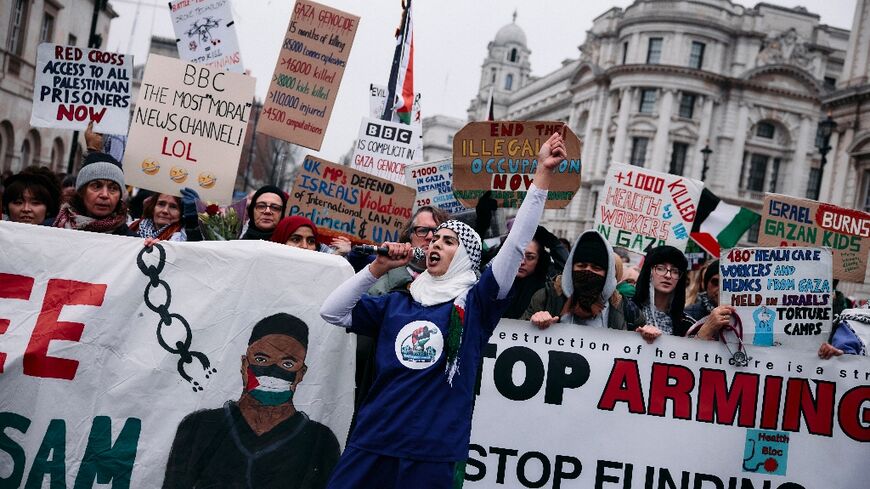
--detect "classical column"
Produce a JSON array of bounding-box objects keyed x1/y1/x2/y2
[
  {"x1": 818, "y1": 130, "x2": 840, "y2": 203},
  {"x1": 582, "y1": 91, "x2": 600, "y2": 176},
  {"x1": 612, "y1": 88, "x2": 633, "y2": 164},
  {"x1": 693, "y1": 96, "x2": 715, "y2": 179},
  {"x1": 830, "y1": 128, "x2": 853, "y2": 206},
  {"x1": 727, "y1": 102, "x2": 750, "y2": 195},
  {"x1": 650, "y1": 89, "x2": 675, "y2": 172},
  {"x1": 595, "y1": 90, "x2": 616, "y2": 175},
  {"x1": 786, "y1": 115, "x2": 814, "y2": 197}
]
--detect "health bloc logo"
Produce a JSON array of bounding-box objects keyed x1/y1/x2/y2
[{"x1": 742, "y1": 429, "x2": 789, "y2": 476}]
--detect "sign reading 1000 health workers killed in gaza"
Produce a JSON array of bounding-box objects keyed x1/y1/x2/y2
[
  {"x1": 451, "y1": 121, "x2": 582, "y2": 209},
  {"x1": 257, "y1": 0, "x2": 359, "y2": 151},
  {"x1": 122, "y1": 55, "x2": 255, "y2": 204},
  {"x1": 596, "y1": 162, "x2": 703, "y2": 253},
  {"x1": 30, "y1": 43, "x2": 133, "y2": 134}
]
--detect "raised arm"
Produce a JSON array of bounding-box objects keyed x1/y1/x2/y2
[{"x1": 490, "y1": 131, "x2": 566, "y2": 298}]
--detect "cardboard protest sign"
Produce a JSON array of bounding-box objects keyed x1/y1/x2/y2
[
  {"x1": 467, "y1": 320, "x2": 869, "y2": 489},
  {"x1": 122, "y1": 54, "x2": 254, "y2": 204},
  {"x1": 452, "y1": 121, "x2": 581, "y2": 208},
  {"x1": 369, "y1": 83, "x2": 423, "y2": 153},
  {"x1": 30, "y1": 43, "x2": 133, "y2": 134},
  {"x1": 350, "y1": 117, "x2": 421, "y2": 183},
  {"x1": 596, "y1": 162, "x2": 703, "y2": 253},
  {"x1": 258, "y1": 0, "x2": 358, "y2": 150},
  {"x1": 0, "y1": 221, "x2": 355, "y2": 488},
  {"x1": 405, "y1": 159, "x2": 464, "y2": 214},
  {"x1": 288, "y1": 155, "x2": 415, "y2": 244},
  {"x1": 759, "y1": 193, "x2": 870, "y2": 282},
  {"x1": 720, "y1": 247, "x2": 834, "y2": 351},
  {"x1": 169, "y1": 0, "x2": 244, "y2": 73}
]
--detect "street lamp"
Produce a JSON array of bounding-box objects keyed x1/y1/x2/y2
[
  {"x1": 700, "y1": 142, "x2": 713, "y2": 181},
  {"x1": 814, "y1": 113, "x2": 836, "y2": 200}
]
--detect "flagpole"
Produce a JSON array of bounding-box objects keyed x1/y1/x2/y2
[{"x1": 381, "y1": 0, "x2": 411, "y2": 121}]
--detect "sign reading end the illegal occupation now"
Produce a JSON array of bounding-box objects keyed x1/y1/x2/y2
[{"x1": 451, "y1": 121, "x2": 582, "y2": 209}]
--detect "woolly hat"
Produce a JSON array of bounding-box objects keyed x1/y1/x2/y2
[
  {"x1": 248, "y1": 313, "x2": 309, "y2": 350},
  {"x1": 247, "y1": 185, "x2": 288, "y2": 223},
  {"x1": 76, "y1": 152, "x2": 125, "y2": 193},
  {"x1": 571, "y1": 232, "x2": 610, "y2": 270},
  {"x1": 271, "y1": 216, "x2": 319, "y2": 245},
  {"x1": 703, "y1": 259, "x2": 720, "y2": 288}
]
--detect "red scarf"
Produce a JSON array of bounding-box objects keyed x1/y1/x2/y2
[{"x1": 53, "y1": 202, "x2": 126, "y2": 234}]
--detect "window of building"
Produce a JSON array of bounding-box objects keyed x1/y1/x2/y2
[
  {"x1": 607, "y1": 137, "x2": 614, "y2": 163},
  {"x1": 647, "y1": 38, "x2": 662, "y2": 64},
  {"x1": 39, "y1": 13, "x2": 55, "y2": 43},
  {"x1": 747, "y1": 219, "x2": 760, "y2": 243},
  {"x1": 806, "y1": 167, "x2": 821, "y2": 199},
  {"x1": 862, "y1": 170, "x2": 870, "y2": 213},
  {"x1": 824, "y1": 77, "x2": 837, "y2": 90},
  {"x1": 20, "y1": 139, "x2": 32, "y2": 171},
  {"x1": 669, "y1": 142, "x2": 688, "y2": 175},
  {"x1": 756, "y1": 122, "x2": 775, "y2": 139},
  {"x1": 746, "y1": 154, "x2": 769, "y2": 192},
  {"x1": 689, "y1": 41, "x2": 705, "y2": 69},
  {"x1": 7, "y1": 0, "x2": 30, "y2": 55},
  {"x1": 678, "y1": 93, "x2": 695, "y2": 118},
  {"x1": 490, "y1": 68, "x2": 497, "y2": 84},
  {"x1": 504, "y1": 74, "x2": 513, "y2": 91},
  {"x1": 591, "y1": 191, "x2": 599, "y2": 218},
  {"x1": 639, "y1": 89, "x2": 657, "y2": 114},
  {"x1": 68, "y1": 34, "x2": 77, "y2": 46},
  {"x1": 622, "y1": 41, "x2": 629, "y2": 64},
  {"x1": 630, "y1": 137, "x2": 649, "y2": 167},
  {"x1": 769, "y1": 158, "x2": 780, "y2": 193},
  {"x1": 509, "y1": 48, "x2": 518, "y2": 63}
]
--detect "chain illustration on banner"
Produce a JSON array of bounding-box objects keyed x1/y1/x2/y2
[{"x1": 137, "y1": 244, "x2": 216, "y2": 392}]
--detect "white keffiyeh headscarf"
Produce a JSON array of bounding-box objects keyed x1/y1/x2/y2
[{"x1": 409, "y1": 220, "x2": 482, "y2": 306}]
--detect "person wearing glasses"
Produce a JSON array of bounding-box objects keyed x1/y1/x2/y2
[
  {"x1": 632, "y1": 245, "x2": 695, "y2": 342},
  {"x1": 242, "y1": 185, "x2": 288, "y2": 241}
]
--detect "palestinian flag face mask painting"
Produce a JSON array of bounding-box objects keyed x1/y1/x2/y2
[{"x1": 245, "y1": 364, "x2": 298, "y2": 406}]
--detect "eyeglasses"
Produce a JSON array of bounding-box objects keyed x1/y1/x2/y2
[
  {"x1": 254, "y1": 202, "x2": 283, "y2": 213},
  {"x1": 653, "y1": 264, "x2": 682, "y2": 278},
  {"x1": 522, "y1": 253, "x2": 538, "y2": 262},
  {"x1": 412, "y1": 226, "x2": 437, "y2": 238}
]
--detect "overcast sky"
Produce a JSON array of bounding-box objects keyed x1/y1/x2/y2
[{"x1": 106, "y1": 0, "x2": 856, "y2": 163}]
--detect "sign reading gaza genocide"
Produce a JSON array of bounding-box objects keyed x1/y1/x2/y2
[
  {"x1": 466, "y1": 320, "x2": 869, "y2": 489},
  {"x1": 30, "y1": 43, "x2": 133, "y2": 134},
  {"x1": 0, "y1": 222, "x2": 355, "y2": 489},
  {"x1": 258, "y1": 0, "x2": 359, "y2": 151},
  {"x1": 122, "y1": 54, "x2": 254, "y2": 204},
  {"x1": 351, "y1": 117, "x2": 421, "y2": 184},
  {"x1": 405, "y1": 159, "x2": 464, "y2": 214},
  {"x1": 759, "y1": 193, "x2": 870, "y2": 282},
  {"x1": 452, "y1": 121, "x2": 582, "y2": 208},
  {"x1": 169, "y1": 0, "x2": 244, "y2": 73},
  {"x1": 596, "y1": 162, "x2": 703, "y2": 253},
  {"x1": 719, "y1": 247, "x2": 834, "y2": 351},
  {"x1": 287, "y1": 155, "x2": 415, "y2": 244}
]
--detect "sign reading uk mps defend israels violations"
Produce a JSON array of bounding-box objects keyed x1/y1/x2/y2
[
  {"x1": 759, "y1": 193, "x2": 870, "y2": 282},
  {"x1": 169, "y1": 0, "x2": 244, "y2": 73},
  {"x1": 351, "y1": 117, "x2": 421, "y2": 184},
  {"x1": 122, "y1": 54, "x2": 254, "y2": 204},
  {"x1": 452, "y1": 121, "x2": 582, "y2": 209},
  {"x1": 466, "y1": 320, "x2": 869, "y2": 489},
  {"x1": 0, "y1": 221, "x2": 355, "y2": 488},
  {"x1": 719, "y1": 247, "x2": 834, "y2": 351},
  {"x1": 596, "y1": 162, "x2": 703, "y2": 253},
  {"x1": 288, "y1": 155, "x2": 415, "y2": 245},
  {"x1": 30, "y1": 43, "x2": 133, "y2": 134},
  {"x1": 258, "y1": 0, "x2": 359, "y2": 151}
]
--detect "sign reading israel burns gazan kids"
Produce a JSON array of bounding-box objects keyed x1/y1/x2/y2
[
  {"x1": 451, "y1": 121, "x2": 582, "y2": 208},
  {"x1": 30, "y1": 43, "x2": 133, "y2": 134},
  {"x1": 287, "y1": 155, "x2": 415, "y2": 245},
  {"x1": 405, "y1": 159, "x2": 464, "y2": 214},
  {"x1": 719, "y1": 247, "x2": 834, "y2": 352},
  {"x1": 122, "y1": 55, "x2": 255, "y2": 204},
  {"x1": 351, "y1": 117, "x2": 421, "y2": 184},
  {"x1": 759, "y1": 193, "x2": 870, "y2": 283},
  {"x1": 169, "y1": 0, "x2": 244, "y2": 73},
  {"x1": 596, "y1": 162, "x2": 703, "y2": 253},
  {"x1": 258, "y1": 0, "x2": 359, "y2": 151}
]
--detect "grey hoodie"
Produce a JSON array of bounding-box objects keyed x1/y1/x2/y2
[{"x1": 560, "y1": 230, "x2": 617, "y2": 328}]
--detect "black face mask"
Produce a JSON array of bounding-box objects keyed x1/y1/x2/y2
[{"x1": 572, "y1": 270, "x2": 606, "y2": 312}]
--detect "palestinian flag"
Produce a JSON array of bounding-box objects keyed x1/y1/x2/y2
[
  {"x1": 383, "y1": 0, "x2": 414, "y2": 124},
  {"x1": 690, "y1": 188, "x2": 760, "y2": 257}
]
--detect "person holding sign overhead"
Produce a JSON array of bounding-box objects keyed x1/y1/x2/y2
[{"x1": 319, "y1": 132, "x2": 566, "y2": 488}]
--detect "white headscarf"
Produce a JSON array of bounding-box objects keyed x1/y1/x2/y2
[{"x1": 409, "y1": 220, "x2": 482, "y2": 306}]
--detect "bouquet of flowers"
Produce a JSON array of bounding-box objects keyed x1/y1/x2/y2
[{"x1": 195, "y1": 198, "x2": 248, "y2": 241}]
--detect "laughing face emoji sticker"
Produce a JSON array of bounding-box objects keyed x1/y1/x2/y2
[
  {"x1": 170, "y1": 166, "x2": 189, "y2": 184},
  {"x1": 141, "y1": 158, "x2": 160, "y2": 175},
  {"x1": 198, "y1": 172, "x2": 217, "y2": 189}
]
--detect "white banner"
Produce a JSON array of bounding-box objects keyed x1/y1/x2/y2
[
  {"x1": 467, "y1": 320, "x2": 869, "y2": 488},
  {"x1": 405, "y1": 159, "x2": 464, "y2": 214},
  {"x1": 0, "y1": 222, "x2": 355, "y2": 488},
  {"x1": 351, "y1": 117, "x2": 421, "y2": 184},
  {"x1": 597, "y1": 162, "x2": 703, "y2": 253},
  {"x1": 169, "y1": 0, "x2": 244, "y2": 73},
  {"x1": 30, "y1": 43, "x2": 133, "y2": 134}
]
